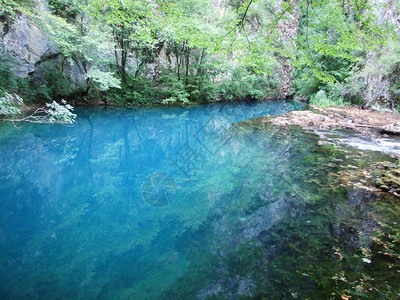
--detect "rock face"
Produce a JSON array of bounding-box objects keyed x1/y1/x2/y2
[
  {"x1": 358, "y1": 0, "x2": 400, "y2": 107},
  {"x1": 274, "y1": 0, "x2": 299, "y2": 99},
  {"x1": 361, "y1": 68, "x2": 393, "y2": 107},
  {"x1": 0, "y1": 2, "x2": 175, "y2": 85},
  {"x1": 0, "y1": 0, "x2": 88, "y2": 86},
  {"x1": 1, "y1": 0, "x2": 56, "y2": 77}
]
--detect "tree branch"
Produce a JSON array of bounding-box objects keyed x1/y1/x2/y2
[{"x1": 231, "y1": 0, "x2": 254, "y2": 45}]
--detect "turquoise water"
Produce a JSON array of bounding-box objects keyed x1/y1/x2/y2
[{"x1": 0, "y1": 101, "x2": 400, "y2": 299}]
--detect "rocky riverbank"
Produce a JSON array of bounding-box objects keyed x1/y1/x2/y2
[
  {"x1": 259, "y1": 106, "x2": 400, "y2": 136},
  {"x1": 241, "y1": 105, "x2": 400, "y2": 197}
]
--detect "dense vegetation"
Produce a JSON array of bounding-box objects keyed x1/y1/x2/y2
[{"x1": 0, "y1": 0, "x2": 398, "y2": 109}]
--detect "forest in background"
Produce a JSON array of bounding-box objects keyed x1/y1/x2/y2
[{"x1": 0, "y1": 0, "x2": 399, "y2": 110}]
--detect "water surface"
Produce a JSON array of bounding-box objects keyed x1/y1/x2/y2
[{"x1": 0, "y1": 101, "x2": 400, "y2": 299}]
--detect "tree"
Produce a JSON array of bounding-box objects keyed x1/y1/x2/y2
[{"x1": 88, "y1": 0, "x2": 156, "y2": 84}]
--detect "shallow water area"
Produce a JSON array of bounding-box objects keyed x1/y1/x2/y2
[
  {"x1": 312, "y1": 128, "x2": 400, "y2": 156},
  {"x1": 0, "y1": 100, "x2": 400, "y2": 299}
]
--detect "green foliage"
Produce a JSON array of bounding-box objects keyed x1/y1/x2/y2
[
  {"x1": 106, "y1": 76, "x2": 161, "y2": 105},
  {"x1": 0, "y1": 0, "x2": 33, "y2": 20},
  {"x1": 1, "y1": 0, "x2": 398, "y2": 107},
  {"x1": 48, "y1": 0, "x2": 80, "y2": 19},
  {"x1": 159, "y1": 76, "x2": 190, "y2": 104},
  {"x1": 391, "y1": 83, "x2": 400, "y2": 102},
  {"x1": 294, "y1": 0, "x2": 392, "y2": 104},
  {"x1": 88, "y1": 0, "x2": 157, "y2": 83},
  {"x1": 309, "y1": 90, "x2": 345, "y2": 108},
  {"x1": 0, "y1": 92, "x2": 22, "y2": 115},
  {"x1": 355, "y1": 39, "x2": 400, "y2": 108},
  {"x1": 0, "y1": 52, "x2": 25, "y2": 115},
  {"x1": 34, "y1": 11, "x2": 80, "y2": 57},
  {"x1": 32, "y1": 4, "x2": 121, "y2": 98},
  {"x1": 104, "y1": 63, "x2": 277, "y2": 105},
  {"x1": 0, "y1": 52, "x2": 18, "y2": 95},
  {"x1": 42, "y1": 100, "x2": 76, "y2": 124},
  {"x1": 216, "y1": 67, "x2": 278, "y2": 102},
  {"x1": 19, "y1": 61, "x2": 77, "y2": 103},
  {"x1": 85, "y1": 68, "x2": 121, "y2": 91}
]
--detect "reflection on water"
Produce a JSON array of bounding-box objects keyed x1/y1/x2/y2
[{"x1": 0, "y1": 101, "x2": 399, "y2": 299}]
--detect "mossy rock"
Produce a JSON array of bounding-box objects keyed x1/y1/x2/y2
[{"x1": 375, "y1": 167, "x2": 400, "y2": 193}]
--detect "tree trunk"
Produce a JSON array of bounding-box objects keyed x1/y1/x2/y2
[{"x1": 185, "y1": 49, "x2": 190, "y2": 86}]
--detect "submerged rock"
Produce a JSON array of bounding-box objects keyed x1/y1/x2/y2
[
  {"x1": 241, "y1": 197, "x2": 288, "y2": 240},
  {"x1": 196, "y1": 276, "x2": 255, "y2": 299},
  {"x1": 197, "y1": 283, "x2": 222, "y2": 300}
]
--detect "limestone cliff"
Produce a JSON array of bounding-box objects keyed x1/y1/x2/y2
[
  {"x1": 0, "y1": 0, "x2": 56, "y2": 77},
  {"x1": 275, "y1": 0, "x2": 299, "y2": 99},
  {"x1": 358, "y1": 0, "x2": 400, "y2": 108}
]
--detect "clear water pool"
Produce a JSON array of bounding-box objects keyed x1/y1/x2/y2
[{"x1": 0, "y1": 100, "x2": 399, "y2": 299}]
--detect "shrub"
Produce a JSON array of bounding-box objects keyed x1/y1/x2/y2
[
  {"x1": 0, "y1": 52, "x2": 18, "y2": 96},
  {"x1": 0, "y1": 92, "x2": 23, "y2": 115},
  {"x1": 106, "y1": 76, "x2": 162, "y2": 105},
  {"x1": 310, "y1": 90, "x2": 346, "y2": 108},
  {"x1": 158, "y1": 75, "x2": 190, "y2": 104},
  {"x1": 216, "y1": 67, "x2": 277, "y2": 101}
]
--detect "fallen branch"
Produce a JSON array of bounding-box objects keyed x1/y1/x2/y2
[{"x1": 2, "y1": 100, "x2": 76, "y2": 125}]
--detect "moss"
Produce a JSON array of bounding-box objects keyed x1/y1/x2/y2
[{"x1": 375, "y1": 167, "x2": 400, "y2": 194}]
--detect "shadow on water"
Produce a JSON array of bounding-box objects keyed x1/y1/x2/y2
[{"x1": 0, "y1": 100, "x2": 399, "y2": 299}]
